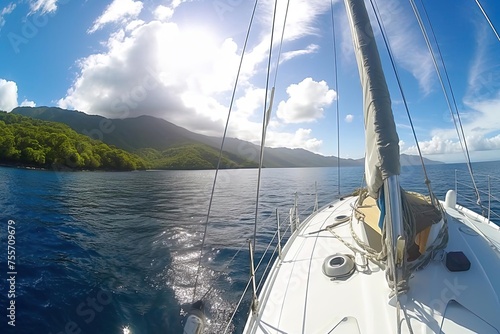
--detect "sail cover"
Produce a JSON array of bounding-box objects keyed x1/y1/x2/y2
[{"x1": 344, "y1": 0, "x2": 400, "y2": 198}]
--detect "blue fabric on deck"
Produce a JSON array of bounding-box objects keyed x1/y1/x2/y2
[{"x1": 377, "y1": 187, "x2": 385, "y2": 230}]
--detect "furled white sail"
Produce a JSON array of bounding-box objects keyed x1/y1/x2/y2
[{"x1": 344, "y1": 0, "x2": 400, "y2": 198}]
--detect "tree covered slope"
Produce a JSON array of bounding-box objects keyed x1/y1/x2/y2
[{"x1": 0, "y1": 112, "x2": 147, "y2": 170}]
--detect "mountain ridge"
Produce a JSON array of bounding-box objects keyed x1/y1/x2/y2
[{"x1": 11, "y1": 106, "x2": 444, "y2": 168}]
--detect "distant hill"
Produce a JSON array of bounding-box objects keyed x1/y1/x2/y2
[
  {"x1": 12, "y1": 106, "x2": 201, "y2": 151},
  {"x1": 12, "y1": 106, "x2": 443, "y2": 168},
  {"x1": 136, "y1": 144, "x2": 257, "y2": 169},
  {"x1": 400, "y1": 154, "x2": 443, "y2": 166}
]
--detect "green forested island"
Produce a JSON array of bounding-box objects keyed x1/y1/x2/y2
[
  {"x1": 0, "y1": 111, "x2": 256, "y2": 171},
  {"x1": 0, "y1": 112, "x2": 148, "y2": 170}
]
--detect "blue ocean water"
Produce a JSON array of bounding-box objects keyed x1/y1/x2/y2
[{"x1": 0, "y1": 161, "x2": 499, "y2": 333}]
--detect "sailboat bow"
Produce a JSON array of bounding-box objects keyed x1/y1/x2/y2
[{"x1": 237, "y1": 0, "x2": 500, "y2": 333}]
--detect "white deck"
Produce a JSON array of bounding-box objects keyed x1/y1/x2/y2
[{"x1": 244, "y1": 195, "x2": 500, "y2": 333}]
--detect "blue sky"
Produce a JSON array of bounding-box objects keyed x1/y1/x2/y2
[{"x1": 0, "y1": 0, "x2": 499, "y2": 163}]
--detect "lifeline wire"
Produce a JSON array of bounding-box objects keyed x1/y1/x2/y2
[
  {"x1": 192, "y1": 0, "x2": 260, "y2": 302},
  {"x1": 252, "y1": 0, "x2": 291, "y2": 252}
]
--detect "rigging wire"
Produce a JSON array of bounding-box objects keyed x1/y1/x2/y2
[
  {"x1": 330, "y1": 0, "x2": 341, "y2": 197},
  {"x1": 474, "y1": 0, "x2": 500, "y2": 41},
  {"x1": 410, "y1": 0, "x2": 482, "y2": 206},
  {"x1": 252, "y1": 0, "x2": 291, "y2": 251},
  {"x1": 252, "y1": 0, "x2": 280, "y2": 251},
  {"x1": 192, "y1": 0, "x2": 260, "y2": 302},
  {"x1": 367, "y1": 0, "x2": 437, "y2": 204},
  {"x1": 272, "y1": 0, "x2": 291, "y2": 88}
]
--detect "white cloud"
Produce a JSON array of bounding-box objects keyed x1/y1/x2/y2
[
  {"x1": 171, "y1": 0, "x2": 190, "y2": 9},
  {"x1": 399, "y1": 140, "x2": 405, "y2": 151},
  {"x1": 88, "y1": 0, "x2": 143, "y2": 33},
  {"x1": 230, "y1": 0, "x2": 333, "y2": 80},
  {"x1": 365, "y1": 0, "x2": 435, "y2": 94},
  {"x1": 461, "y1": 97, "x2": 500, "y2": 138},
  {"x1": 402, "y1": 18, "x2": 500, "y2": 159},
  {"x1": 20, "y1": 99, "x2": 36, "y2": 107},
  {"x1": 336, "y1": 0, "x2": 435, "y2": 94},
  {"x1": 466, "y1": 23, "x2": 500, "y2": 102},
  {"x1": 124, "y1": 19, "x2": 145, "y2": 32},
  {"x1": 403, "y1": 136, "x2": 456, "y2": 155},
  {"x1": 277, "y1": 78, "x2": 336, "y2": 123},
  {"x1": 225, "y1": 87, "x2": 276, "y2": 143},
  {"x1": 466, "y1": 134, "x2": 500, "y2": 151},
  {"x1": 154, "y1": 5, "x2": 173, "y2": 21},
  {"x1": 404, "y1": 97, "x2": 500, "y2": 155},
  {"x1": 0, "y1": 3, "x2": 16, "y2": 29},
  {"x1": 1, "y1": 3, "x2": 15, "y2": 15},
  {"x1": 267, "y1": 128, "x2": 323, "y2": 153},
  {"x1": 234, "y1": 87, "x2": 266, "y2": 118},
  {"x1": 0, "y1": 79, "x2": 18, "y2": 112},
  {"x1": 345, "y1": 114, "x2": 353, "y2": 123},
  {"x1": 151, "y1": 0, "x2": 189, "y2": 20},
  {"x1": 59, "y1": 20, "x2": 242, "y2": 135},
  {"x1": 280, "y1": 44, "x2": 319, "y2": 63},
  {"x1": 29, "y1": 0, "x2": 58, "y2": 15},
  {"x1": 261, "y1": 0, "x2": 332, "y2": 42},
  {"x1": 0, "y1": 79, "x2": 37, "y2": 111}
]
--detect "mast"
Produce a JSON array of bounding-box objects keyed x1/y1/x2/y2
[
  {"x1": 343, "y1": 0, "x2": 400, "y2": 198},
  {"x1": 343, "y1": 0, "x2": 406, "y2": 294}
]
